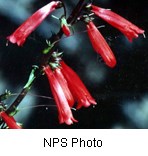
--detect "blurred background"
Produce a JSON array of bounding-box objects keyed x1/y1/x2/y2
[{"x1": 0, "y1": 0, "x2": 147, "y2": 129}]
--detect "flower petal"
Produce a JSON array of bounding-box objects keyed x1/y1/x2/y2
[
  {"x1": 87, "y1": 21, "x2": 116, "y2": 68},
  {"x1": 91, "y1": 5, "x2": 144, "y2": 42},
  {"x1": 62, "y1": 25, "x2": 71, "y2": 37},
  {"x1": 0, "y1": 112, "x2": 21, "y2": 129},
  {"x1": 7, "y1": 1, "x2": 60, "y2": 46},
  {"x1": 44, "y1": 66, "x2": 77, "y2": 125},
  {"x1": 60, "y1": 61, "x2": 97, "y2": 109},
  {"x1": 54, "y1": 68, "x2": 75, "y2": 107}
]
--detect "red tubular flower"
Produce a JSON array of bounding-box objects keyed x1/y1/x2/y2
[
  {"x1": 61, "y1": 17, "x2": 71, "y2": 37},
  {"x1": 60, "y1": 61, "x2": 97, "y2": 109},
  {"x1": 87, "y1": 21, "x2": 116, "y2": 68},
  {"x1": 7, "y1": 1, "x2": 60, "y2": 46},
  {"x1": 91, "y1": 5, "x2": 144, "y2": 42},
  {"x1": 54, "y1": 68, "x2": 75, "y2": 107},
  {"x1": 62, "y1": 25, "x2": 71, "y2": 37},
  {"x1": 44, "y1": 66, "x2": 77, "y2": 125},
  {"x1": 0, "y1": 111, "x2": 21, "y2": 129}
]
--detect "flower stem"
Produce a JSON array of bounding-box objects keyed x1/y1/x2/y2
[
  {"x1": 41, "y1": 0, "x2": 85, "y2": 66},
  {"x1": 5, "y1": 88, "x2": 30, "y2": 114},
  {"x1": 67, "y1": 0, "x2": 86, "y2": 25},
  {"x1": 6, "y1": 66, "x2": 38, "y2": 114}
]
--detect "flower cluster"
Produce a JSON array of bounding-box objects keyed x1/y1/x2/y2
[
  {"x1": 85, "y1": 4, "x2": 144, "y2": 67},
  {"x1": 4, "y1": 1, "x2": 145, "y2": 127},
  {"x1": 44, "y1": 60, "x2": 96, "y2": 125},
  {"x1": 7, "y1": 2, "x2": 144, "y2": 68}
]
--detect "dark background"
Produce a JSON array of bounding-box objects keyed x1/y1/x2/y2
[{"x1": 0, "y1": 0, "x2": 148, "y2": 129}]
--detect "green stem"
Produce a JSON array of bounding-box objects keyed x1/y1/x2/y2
[{"x1": 5, "y1": 66, "x2": 38, "y2": 114}]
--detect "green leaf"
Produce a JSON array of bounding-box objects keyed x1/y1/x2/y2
[{"x1": 24, "y1": 66, "x2": 38, "y2": 89}]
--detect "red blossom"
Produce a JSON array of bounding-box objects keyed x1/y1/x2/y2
[
  {"x1": 54, "y1": 68, "x2": 75, "y2": 107},
  {"x1": 91, "y1": 5, "x2": 144, "y2": 42},
  {"x1": 60, "y1": 61, "x2": 97, "y2": 109},
  {"x1": 7, "y1": 1, "x2": 60, "y2": 46},
  {"x1": 0, "y1": 111, "x2": 21, "y2": 129},
  {"x1": 44, "y1": 66, "x2": 77, "y2": 125},
  {"x1": 62, "y1": 25, "x2": 71, "y2": 37},
  {"x1": 87, "y1": 21, "x2": 116, "y2": 68},
  {"x1": 61, "y1": 17, "x2": 71, "y2": 37}
]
